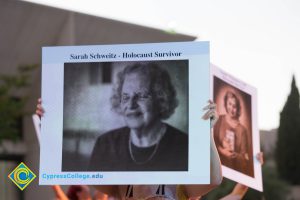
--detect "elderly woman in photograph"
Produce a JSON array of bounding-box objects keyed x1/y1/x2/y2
[
  {"x1": 36, "y1": 62, "x2": 223, "y2": 199},
  {"x1": 214, "y1": 91, "x2": 250, "y2": 173},
  {"x1": 88, "y1": 62, "x2": 188, "y2": 171},
  {"x1": 36, "y1": 93, "x2": 222, "y2": 199}
]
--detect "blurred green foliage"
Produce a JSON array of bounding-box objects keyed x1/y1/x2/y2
[
  {"x1": 0, "y1": 64, "x2": 37, "y2": 144},
  {"x1": 203, "y1": 164, "x2": 290, "y2": 200},
  {"x1": 276, "y1": 76, "x2": 300, "y2": 184}
]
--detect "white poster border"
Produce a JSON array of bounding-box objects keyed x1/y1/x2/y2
[
  {"x1": 211, "y1": 64, "x2": 263, "y2": 191},
  {"x1": 40, "y1": 41, "x2": 211, "y2": 185}
]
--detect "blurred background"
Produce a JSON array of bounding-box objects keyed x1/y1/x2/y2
[{"x1": 0, "y1": 0, "x2": 300, "y2": 199}]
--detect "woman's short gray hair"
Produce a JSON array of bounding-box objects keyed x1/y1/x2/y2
[{"x1": 110, "y1": 62, "x2": 178, "y2": 120}]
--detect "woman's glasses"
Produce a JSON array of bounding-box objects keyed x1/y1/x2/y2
[{"x1": 121, "y1": 92, "x2": 152, "y2": 104}]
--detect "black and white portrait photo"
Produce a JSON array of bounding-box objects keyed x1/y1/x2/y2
[
  {"x1": 40, "y1": 42, "x2": 211, "y2": 185},
  {"x1": 62, "y1": 60, "x2": 189, "y2": 171}
]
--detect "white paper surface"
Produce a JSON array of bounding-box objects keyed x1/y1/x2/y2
[
  {"x1": 40, "y1": 41, "x2": 211, "y2": 185},
  {"x1": 211, "y1": 64, "x2": 263, "y2": 191}
]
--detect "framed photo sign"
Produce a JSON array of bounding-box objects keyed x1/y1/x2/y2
[
  {"x1": 211, "y1": 64, "x2": 263, "y2": 191},
  {"x1": 40, "y1": 41, "x2": 211, "y2": 185}
]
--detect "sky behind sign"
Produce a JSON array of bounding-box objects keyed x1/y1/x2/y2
[{"x1": 24, "y1": 0, "x2": 300, "y2": 130}]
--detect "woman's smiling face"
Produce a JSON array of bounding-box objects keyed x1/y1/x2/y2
[
  {"x1": 121, "y1": 72, "x2": 158, "y2": 130},
  {"x1": 226, "y1": 96, "x2": 238, "y2": 119}
]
